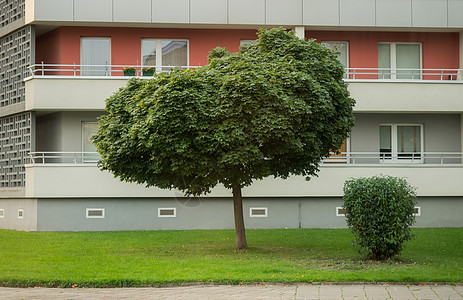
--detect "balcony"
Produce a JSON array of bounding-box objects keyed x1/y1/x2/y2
[
  {"x1": 25, "y1": 152, "x2": 463, "y2": 198},
  {"x1": 25, "y1": 64, "x2": 463, "y2": 113}
]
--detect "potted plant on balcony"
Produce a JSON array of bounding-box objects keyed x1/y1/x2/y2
[
  {"x1": 142, "y1": 67, "x2": 156, "y2": 77},
  {"x1": 122, "y1": 67, "x2": 136, "y2": 76}
]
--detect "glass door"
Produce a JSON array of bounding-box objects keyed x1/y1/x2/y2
[{"x1": 81, "y1": 38, "x2": 111, "y2": 76}]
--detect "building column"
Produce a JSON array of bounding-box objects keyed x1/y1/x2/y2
[{"x1": 294, "y1": 26, "x2": 305, "y2": 40}]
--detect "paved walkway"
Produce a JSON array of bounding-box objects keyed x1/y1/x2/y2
[{"x1": 0, "y1": 284, "x2": 462, "y2": 300}]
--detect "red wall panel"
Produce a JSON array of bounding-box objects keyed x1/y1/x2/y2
[{"x1": 36, "y1": 27, "x2": 459, "y2": 76}]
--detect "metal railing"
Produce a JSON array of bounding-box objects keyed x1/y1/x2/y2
[
  {"x1": 29, "y1": 152, "x2": 101, "y2": 164},
  {"x1": 345, "y1": 68, "x2": 463, "y2": 81},
  {"x1": 27, "y1": 63, "x2": 198, "y2": 77},
  {"x1": 323, "y1": 152, "x2": 463, "y2": 165},
  {"x1": 27, "y1": 64, "x2": 463, "y2": 81},
  {"x1": 29, "y1": 151, "x2": 463, "y2": 166}
]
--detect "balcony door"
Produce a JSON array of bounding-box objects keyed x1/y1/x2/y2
[
  {"x1": 82, "y1": 122, "x2": 99, "y2": 162},
  {"x1": 378, "y1": 43, "x2": 421, "y2": 79},
  {"x1": 380, "y1": 124, "x2": 423, "y2": 163},
  {"x1": 81, "y1": 38, "x2": 111, "y2": 76}
]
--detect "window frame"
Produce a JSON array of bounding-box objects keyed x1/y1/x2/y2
[
  {"x1": 81, "y1": 121, "x2": 100, "y2": 163},
  {"x1": 86, "y1": 208, "x2": 105, "y2": 219},
  {"x1": 321, "y1": 41, "x2": 349, "y2": 70},
  {"x1": 413, "y1": 206, "x2": 421, "y2": 217},
  {"x1": 80, "y1": 37, "x2": 112, "y2": 76},
  {"x1": 0, "y1": 208, "x2": 4, "y2": 218},
  {"x1": 18, "y1": 209, "x2": 24, "y2": 219},
  {"x1": 336, "y1": 207, "x2": 346, "y2": 217},
  {"x1": 378, "y1": 42, "x2": 422, "y2": 80},
  {"x1": 158, "y1": 208, "x2": 177, "y2": 218},
  {"x1": 379, "y1": 123, "x2": 424, "y2": 163},
  {"x1": 141, "y1": 39, "x2": 189, "y2": 72},
  {"x1": 250, "y1": 207, "x2": 268, "y2": 218}
]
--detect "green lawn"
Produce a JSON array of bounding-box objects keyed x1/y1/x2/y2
[{"x1": 0, "y1": 228, "x2": 461, "y2": 287}]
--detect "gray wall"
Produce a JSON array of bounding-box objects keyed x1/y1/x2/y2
[
  {"x1": 0, "y1": 198, "x2": 37, "y2": 230},
  {"x1": 36, "y1": 111, "x2": 102, "y2": 152},
  {"x1": 35, "y1": 197, "x2": 350, "y2": 231},
  {"x1": 31, "y1": 0, "x2": 463, "y2": 28},
  {"x1": 351, "y1": 113, "x2": 461, "y2": 153},
  {"x1": 33, "y1": 196, "x2": 463, "y2": 231}
]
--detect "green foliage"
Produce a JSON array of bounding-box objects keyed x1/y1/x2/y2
[
  {"x1": 343, "y1": 175, "x2": 417, "y2": 260},
  {"x1": 92, "y1": 28, "x2": 355, "y2": 195}
]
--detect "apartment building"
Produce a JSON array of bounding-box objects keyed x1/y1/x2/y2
[{"x1": 0, "y1": 0, "x2": 462, "y2": 231}]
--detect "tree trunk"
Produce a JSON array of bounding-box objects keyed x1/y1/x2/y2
[{"x1": 232, "y1": 184, "x2": 247, "y2": 249}]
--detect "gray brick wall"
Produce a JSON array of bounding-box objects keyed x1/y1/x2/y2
[
  {"x1": 0, "y1": 0, "x2": 25, "y2": 28},
  {"x1": 0, "y1": 112, "x2": 31, "y2": 187}
]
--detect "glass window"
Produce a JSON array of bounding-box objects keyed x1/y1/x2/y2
[
  {"x1": 322, "y1": 41, "x2": 348, "y2": 68},
  {"x1": 81, "y1": 38, "x2": 111, "y2": 76},
  {"x1": 378, "y1": 43, "x2": 421, "y2": 79},
  {"x1": 82, "y1": 122, "x2": 99, "y2": 162},
  {"x1": 380, "y1": 124, "x2": 423, "y2": 162},
  {"x1": 141, "y1": 40, "x2": 157, "y2": 66},
  {"x1": 142, "y1": 39, "x2": 188, "y2": 72}
]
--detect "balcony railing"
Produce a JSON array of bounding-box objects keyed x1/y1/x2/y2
[
  {"x1": 345, "y1": 68, "x2": 463, "y2": 81},
  {"x1": 29, "y1": 152, "x2": 463, "y2": 166},
  {"x1": 27, "y1": 63, "x2": 198, "y2": 77},
  {"x1": 27, "y1": 64, "x2": 463, "y2": 81}
]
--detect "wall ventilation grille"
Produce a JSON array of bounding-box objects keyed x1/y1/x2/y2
[
  {"x1": 250, "y1": 207, "x2": 268, "y2": 217},
  {"x1": 158, "y1": 208, "x2": 176, "y2": 217}
]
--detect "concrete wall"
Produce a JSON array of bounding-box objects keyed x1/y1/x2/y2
[
  {"x1": 35, "y1": 111, "x2": 101, "y2": 152},
  {"x1": 35, "y1": 197, "x2": 346, "y2": 231},
  {"x1": 351, "y1": 113, "x2": 462, "y2": 153},
  {"x1": 25, "y1": 164, "x2": 463, "y2": 198},
  {"x1": 33, "y1": 196, "x2": 463, "y2": 231},
  {"x1": 0, "y1": 198, "x2": 37, "y2": 230},
  {"x1": 26, "y1": 0, "x2": 463, "y2": 28}
]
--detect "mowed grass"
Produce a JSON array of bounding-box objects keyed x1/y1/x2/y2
[{"x1": 0, "y1": 228, "x2": 461, "y2": 287}]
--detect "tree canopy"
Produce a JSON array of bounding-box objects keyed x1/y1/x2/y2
[{"x1": 92, "y1": 28, "x2": 355, "y2": 249}]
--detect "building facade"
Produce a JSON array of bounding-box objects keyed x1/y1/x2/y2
[{"x1": 1, "y1": 0, "x2": 463, "y2": 231}]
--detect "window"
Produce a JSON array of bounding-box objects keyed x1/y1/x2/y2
[
  {"x1": 86, "y1": 208, "x2": 105, "y2": 218},
  {"x1": 250, "y1": 207, "x2": 268, "y2": 218},
  {"x1": 336, "y1": 207, "x2": 346, "y2": 217},
  {"x1": 142, "y1": 39, "x2": 188, "y2": 72},
  {"x1": 413, "y1": 206, "x2": 421, "y2": 216},
  {"x1": 322, "y1": 41, "x2": 349, "y2": 69},
  {"x1": 158, "y1": 208, "x2": 176, "y2": 218},
  {"x1": 18, "y1": 209, "x2": 24, "y2": 219},
  {"x1": 380, "y1": 124, "x2": 423, "y2": 162},
  {"x1": 240, "y1": 40, "x2": 256, "y2": 46},
  {"x1": 0, "y1": 209, "x2": 4, "y2": 218},
  {"x1": 82, "y1": 122, "x2": 99, "y2": 162},
  {"x1": 378, "y1": 43, "x2": 421, "y2": 79},
  {"x1": 81, "y1": 38, "x2": 111, "y2": 76}
]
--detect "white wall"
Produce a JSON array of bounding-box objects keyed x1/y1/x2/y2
[
  {"x1": 26, "y1": 164, "x2": 463, "y2": 198},
  {"x1": 26, "y1": 0, "x2": 463, "y2": 29}
]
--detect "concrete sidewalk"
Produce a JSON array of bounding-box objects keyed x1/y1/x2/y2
[{"x1": 0, "y1": 284, "x2": 462, "y2": 300}]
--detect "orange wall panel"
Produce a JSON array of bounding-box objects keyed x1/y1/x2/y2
[{"x1": 36, "y1": 27, "x2": 259, "y2": 67}]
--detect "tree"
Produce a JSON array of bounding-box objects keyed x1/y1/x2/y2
[
  {"x1": 343, "y1": 175, "x2": 417, "y2": 260},
  {"x1": 92, "y1": 28, "x2": 355, "y2": 249}
]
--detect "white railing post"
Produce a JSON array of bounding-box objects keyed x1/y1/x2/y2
[{"x1": 41, "y1": 61, "x2": 44, "y2": 76}]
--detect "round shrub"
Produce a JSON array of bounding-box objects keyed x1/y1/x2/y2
[{"x1": 343, "y1": 175, "x2": 417, "y2": 260}]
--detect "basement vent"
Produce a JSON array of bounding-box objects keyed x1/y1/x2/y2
[
  {"x1": 413, "y1": 206, "x2": 421, "y2": 216},
  {"x1": 86, "y1": 208, "x2": 105, "y2": 218},
  {"x1": 158, "y1": 208, "x2": 176, "y2": 218},
  {"x1": 336, "y1": 207, "x2": 346, "y2": 217},
  {"x1": 18, "y1": 209, "x2": 24, "y2": 219},
  {"x1": 0, "y1": 209, "x2": 4, "y2": 218},
  {"x1": 250, "y1": 207, "x2": 268, "y2": 217}
]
